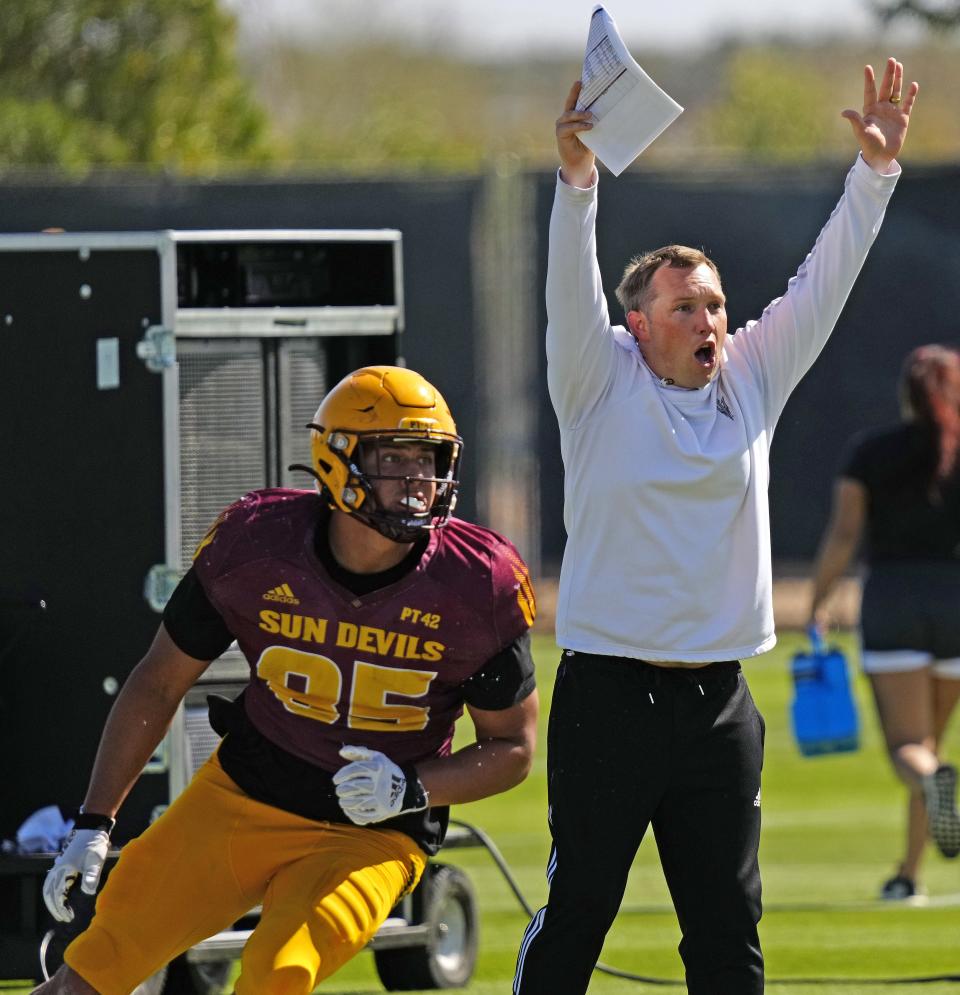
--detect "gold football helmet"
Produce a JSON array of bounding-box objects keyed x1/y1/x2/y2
[{"x1": 293, "y1": 366, "x2": 462, "y2": 542}]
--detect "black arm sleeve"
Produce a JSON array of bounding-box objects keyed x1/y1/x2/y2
[
  {"x1": 162, "y1": 566, "x2": 235, "y2": 661},
  {"x1": 460, "y1": 630, "x2": 536, "y2": 710}
]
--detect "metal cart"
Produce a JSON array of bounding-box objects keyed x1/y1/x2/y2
[{"x1": 0, "y1": 227, "x2": 480, "y2": 988}]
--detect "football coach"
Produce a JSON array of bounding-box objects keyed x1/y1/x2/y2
[{"x1": 513, "y1": 58, "x2": 918, "y2": 994}]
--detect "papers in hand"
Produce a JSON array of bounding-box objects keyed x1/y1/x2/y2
[{"x1": 576, "y1": 4, "x2": 683, "y2": 176}]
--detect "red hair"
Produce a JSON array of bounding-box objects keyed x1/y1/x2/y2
[{"x1": 899, "y1": 344, "x2": 960, "y2": 498}]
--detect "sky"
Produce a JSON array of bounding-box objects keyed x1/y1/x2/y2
[{"x1": 222, "y1": 0, "x2": 922, "y2": 56}]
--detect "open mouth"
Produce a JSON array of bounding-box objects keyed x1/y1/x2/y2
[
  {"x1": 694, "y1": 341, "x2": 716, "y2": 368},
  {"x1": 398, "y1": 495, "x2": 429, "y2": 515}
]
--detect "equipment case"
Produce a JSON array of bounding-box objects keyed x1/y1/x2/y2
[{"x1": 0, "y1": 228, "x2": 402, "y2": 979}]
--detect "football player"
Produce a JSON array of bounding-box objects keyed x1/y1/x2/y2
[{"x1": 36, "y1": 366, "x2": 538, "y2": 995}]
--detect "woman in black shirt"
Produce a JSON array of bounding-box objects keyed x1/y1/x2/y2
[{"x1": 809, "y1": 344, "x2": 960, "y2": 901}]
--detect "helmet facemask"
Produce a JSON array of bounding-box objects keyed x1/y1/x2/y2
[
  {"x1": 289, "y1": 365, "x2": 463, "y2": 543},
  {"x1": 330, "y1": 431, "x2": 461, "y2": 543}
]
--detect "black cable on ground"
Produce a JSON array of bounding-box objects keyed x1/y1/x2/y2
[
  {"x1": 448, "y1": 818, "x2": 678, "y2": 985},
  {"x1": 446, "y1": 818, "x2": 960, "y2": 987}
]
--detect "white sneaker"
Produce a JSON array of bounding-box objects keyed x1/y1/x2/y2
[{"x1": 923, "y1": 763, "x2": 960, "y2": 859}]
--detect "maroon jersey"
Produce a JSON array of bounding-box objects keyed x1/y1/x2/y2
[{"x1": 192, "y1": 488, "x2": 535, "y2": 773}]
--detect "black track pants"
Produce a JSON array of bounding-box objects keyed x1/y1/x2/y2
[{"x1": 513, "y1": 653, "x2": 765, "y2": 995}]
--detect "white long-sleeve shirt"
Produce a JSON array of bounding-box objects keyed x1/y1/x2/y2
[{"x1": 548, "y1": 156, "x2": 900, "y2": 663}]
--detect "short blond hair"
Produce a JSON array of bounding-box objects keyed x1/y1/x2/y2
[{"x1": 614, "y1": 245, "x2": 721, "y2": 315}]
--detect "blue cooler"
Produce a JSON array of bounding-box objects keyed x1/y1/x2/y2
[{"x1": 789, "y1": 630, "x2": 860, "y2": 757}]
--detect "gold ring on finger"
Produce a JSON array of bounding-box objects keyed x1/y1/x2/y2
[{"x1": 890, "y1": 95, "x2": 901, "y2": 104}]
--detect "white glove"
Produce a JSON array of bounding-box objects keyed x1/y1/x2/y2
[
  {"x1": 42, "y1": 828, "x2": 111, "y2": 923},
  {"x1": 333, "y1": 745, "x2": 429, "y2": 825}
]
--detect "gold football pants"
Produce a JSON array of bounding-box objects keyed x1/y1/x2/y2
[{"x1": 65, "y1": 752, "x2": 427, "y2": 995}]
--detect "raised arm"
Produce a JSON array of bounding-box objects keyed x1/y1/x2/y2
[
  {"x1": 546, "y1": 81, "x2": 628, "y2": 428},
  {"x1": 556, "y1": 80, "x2": 597, "y2": 189},
  {"x1": 842, "y1": 57, "x2": 918, "y2": 175},
  {"x1": 728, "y1": 58, "x2": 918, "y2": 424}
]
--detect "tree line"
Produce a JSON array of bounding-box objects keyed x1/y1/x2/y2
[{"x1": 0, "y1": 0, "x2": 958, "y2": 173}]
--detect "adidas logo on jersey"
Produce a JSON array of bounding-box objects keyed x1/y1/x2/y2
[{"x1": 263, "y1": 583, "x2": 300, "y2": 606}]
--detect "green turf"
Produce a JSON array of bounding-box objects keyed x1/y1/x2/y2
[{"x1": 8, "y1": 629, "x2": 960, "y2": 993}]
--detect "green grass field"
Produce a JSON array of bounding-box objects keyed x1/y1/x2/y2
[{"x1": 6, "y1": 629, "x2": 960, "y2": 993}]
